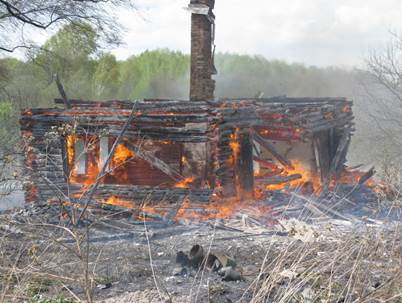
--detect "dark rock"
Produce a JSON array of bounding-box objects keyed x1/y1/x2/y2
[
  {"x1": 176, "y1": 251, "x2": 190, "y2": 267},
  {"x1": 189, "y1": 244, "x2": 204, "y2": 268}
]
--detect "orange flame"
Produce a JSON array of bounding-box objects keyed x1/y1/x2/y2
[
  {"x1": 229, "y1": 130, "x2": 240, "y2": 160},
  {"x1": 263, "y1": 160, "x2": 321, "y2": 193},
  {"x1": 111, "y1": 143, "x2": 135, "y2": 166},
  {"x1": 66, "y1": 135, "x2": 99, "y2": 187},
  {"x1": 108, "y1": 142, "x2": 137, "y2": 184},
  {"x1": 336, "y1": 168, "x2": 377, "y2": 189},
  {"x1": 174, "y1": 196, "x2": 274, "y2": 223},
  {"x1": 175, "y1": 177, "x2": 195, "y2": 188},
  {"x1": 103, "y1": 196, "x2": 134, "y2": 208}
]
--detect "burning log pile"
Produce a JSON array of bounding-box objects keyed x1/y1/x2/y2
[{"x1": 19, "y1": 96, "x2": 363, "y2": 220}]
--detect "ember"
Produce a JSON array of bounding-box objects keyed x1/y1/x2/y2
[
  {"x1": 175, "y1": 177, "x2": 195, "y2": 188},
  {"x1": 103, "y1": 196, "x2": 133, "y2": 209}
]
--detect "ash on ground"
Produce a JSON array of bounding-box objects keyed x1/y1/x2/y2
[{"x1": 0, "y1": 186, "x2": 401, "y2": 303}]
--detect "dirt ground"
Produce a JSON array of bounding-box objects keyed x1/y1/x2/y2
[{"x1": 1, "y1": 187, "x2": 401, "y2": 302}]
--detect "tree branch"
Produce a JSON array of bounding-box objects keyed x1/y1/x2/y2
[{"x1": 0, "y1": 0, "x2": 136, "y2": 52}]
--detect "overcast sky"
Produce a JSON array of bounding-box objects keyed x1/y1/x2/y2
[
  {"x1": 17, "y1": 0, "x2": 402, "y2": 67},
  {"x1": 106, "y1": 0, "x2": 401, "y2": 67}
]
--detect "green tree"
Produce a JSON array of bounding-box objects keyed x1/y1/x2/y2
[
  {"x1": 33, "y1": 22, "x2": 99, "y2": 100},
  {"x1": 34, "y1": 22, "x2": 98, "y2": 81},
  {"x1": 118, "y1": 49, "x2": 189, "y2": 99},
  {"x1": 0, "y1": 58, "x2": 46, "y2": 108},
  {"x1": 93, "y1": 53, "x2": 120, "y2": 99}
]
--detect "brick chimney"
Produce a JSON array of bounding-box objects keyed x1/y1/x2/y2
[{"x1": 189, "y1": 0, "x2": 216, "y2": 101}]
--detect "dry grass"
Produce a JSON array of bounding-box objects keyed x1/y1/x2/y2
[
  {"x1": 377, "y1": 161, "x2": 402, "y2": 211},
  {"x1": 0, "y1": 220, "x2": 88, "y2": 302},
  {"x1": 244, "y1": 224, "x2": 402, "y2": 303}
]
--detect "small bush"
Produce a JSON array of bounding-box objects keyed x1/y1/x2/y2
[{"x1": 0, "y1": 101, "x2": 19, "y2": 153}]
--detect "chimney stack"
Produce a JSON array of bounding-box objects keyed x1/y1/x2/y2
[{"x1": 188, "y1": 0, "x2": 216, "y2": 101}]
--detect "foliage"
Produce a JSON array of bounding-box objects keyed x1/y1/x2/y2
[
  {"x1": 117, "y1": 49, "x2": 190, "y2": 99},
  {"x1": 94, "y1": 53, "x2": 120, "y2": 99},
  {"x1": 34, "y1": 22, "x2": 98, "y2": 80},
  {"x1": 33, "y1": 22, "x2": 98, "y2": 102},
  {"x1": 0, "y1": 101, "x2": 18, "y2": 152}
]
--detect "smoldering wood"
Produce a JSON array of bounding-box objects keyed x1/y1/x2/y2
[
  {"x1": 256, "y1": 174, "x2": 303, "y2": 185},
  {"x1": 252, "y1": 130, "x2": 294, "y2": 169},
  {"x1": 21, "y1": 114, "x2": 211, "y2": 125},
  {"x1": 313, "y1": 131, "x2": 331, "y2": 179},
  {"x1": 216, "y1": 127, "x2": 237, "y2": 197},
  {"x1": 72, "y1": 186, "x2": 211, "y2": 204},
  {"x1": 55, "y1": 98, "x2": 210, "y2": 109},
  {"x1": 237, "y1": 130, "x2": 254, "y2": 199},
  {"x1": 122, "y1": 141, "x2": 184, "y2": 182},
  {"x1": 358, "y1": 167, "x2": 375, "y2": 185},
  {"x1": 328, "y1": 131, "x2": 350, "y2": 177}
]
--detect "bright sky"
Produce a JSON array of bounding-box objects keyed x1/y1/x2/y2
[
  {"x1": 12, "y1": 0, "x2": 402, "y2": 67},
  {"x1": 110, "y1": 0, "x2": 402, "y2": 67}
]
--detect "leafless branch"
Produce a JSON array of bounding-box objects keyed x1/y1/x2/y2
[{"x1": 0, "y1": 0, "x2": 137, "y2": 52}]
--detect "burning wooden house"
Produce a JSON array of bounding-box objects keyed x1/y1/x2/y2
[
  {"x1": 19, "y1": 0, "x2": 357, "y2": 212},
  {"x1": 20, "y1": 97, "x2": 354, "y2": 207}
]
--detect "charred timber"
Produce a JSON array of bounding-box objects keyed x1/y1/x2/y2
[{"x1": 256, "y1": 174, "x2": 303, "y2": 185}]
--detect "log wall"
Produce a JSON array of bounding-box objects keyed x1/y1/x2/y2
[{"x1": 20, "y1": 97, "x2": 355, "y2": 207}]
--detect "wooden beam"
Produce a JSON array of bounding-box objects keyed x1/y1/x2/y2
[
  {"x1": 54, "y1": 74, "x2": 71, "y2": 109},
  {"x1": 252, "y1": 129, "x2": 294, "y2": 170},
  {"x1": 122, "y1": 141, "x2": 184, "y2": 182},
  {"x1": 256, "y1": 174, "x2": 302, "y2": 185},
  {"x1": 358, "y1": 167, "x2": 375, "y2": 185},
  {"x1": 237, "y1": 130, "x2": 254, "y2": 199},
  {"x1": 253, "y1": 156, "x2": 282, "y2": 172},
  {"x1": 328, "y1": 130, "x2": 350, "y2": 177}
]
